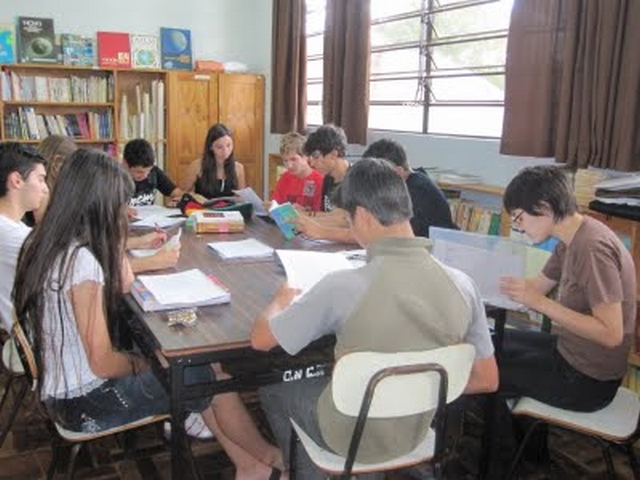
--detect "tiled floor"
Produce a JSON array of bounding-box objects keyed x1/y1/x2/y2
[{"x1": 1, "y1": 378, "x2": 638, "y2": 479}]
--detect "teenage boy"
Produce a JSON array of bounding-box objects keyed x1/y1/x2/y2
[
  {"x1": 272, "y1": 132, "x2": 324, "y2": 212},
  {"x1": 252, "y1": 158, "x2": 498, "y2": 479},
  {"x1": 303, "y1": 124, "x2": 350, "y2": 212},
  {"x1": 364, "y1": 138, "x2": 458, "y2": 237},
  {"x1": 0, "y1": 143, "x2": 48, "y2": 331},
  {"x1": 123, "y1": 139, "x2": 182, "y2": 207}
]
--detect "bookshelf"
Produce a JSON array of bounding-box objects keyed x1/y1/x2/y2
[{"x1": 0, "y1": 64, "x2": 166, "y2": 162}]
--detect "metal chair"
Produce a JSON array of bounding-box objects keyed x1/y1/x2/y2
[
  {"x1": 11, "y1": 320, "x2": 169, "y2": 480},
  {"x1": 507, "y1": 388, "x2": 640, "y2": 480},
  {"x1": 289, "y1": 343, "x2": 476, "y2": 479}
]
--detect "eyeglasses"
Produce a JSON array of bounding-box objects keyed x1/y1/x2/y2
[{"x1": 511, "y1": 210, "x2": 525, "y2": 226}]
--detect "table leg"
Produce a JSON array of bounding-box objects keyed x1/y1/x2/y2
[
  {"x1": 170, "y1": 362, "x2": 201, "y2": 480},
  {"x1": 479, "y1": 307, "x2": 507, "y2": 479}
]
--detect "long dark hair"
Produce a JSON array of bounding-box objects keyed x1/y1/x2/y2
[
  {"x1": 196, "y1": 123, "x2": 237, "y2": 196},
  {"x1": 13, "y1": 149, "x2": 133, "y2": 395}
]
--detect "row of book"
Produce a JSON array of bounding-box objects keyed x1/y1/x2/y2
[
  {"x1": 4, "y1": 108, "x2": 113, "y2": 141},
  {"x1": 0, "y1": 17, "x2": 192, "y2": 71},
  {"x1": 1, "y1": 71, "x2": 114, "y2": 103},
  {"x1": 449, "y1": 199, "x2": 502, "y2": 235}
]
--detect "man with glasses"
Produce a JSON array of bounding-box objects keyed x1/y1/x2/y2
[{"x1": 0, "y1": 143, "x2": 48, "y2": 331}]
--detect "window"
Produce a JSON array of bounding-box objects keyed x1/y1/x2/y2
[{"x1": 305, "y1": 0, "x2": 514, "y2": 138}]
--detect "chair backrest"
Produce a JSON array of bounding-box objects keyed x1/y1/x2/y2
[
  {"x1": 332, "y1": 343, "x2": 475, "y2": 418},
  {"x1": 11, "y1": 311, "x2": 39, "y2": 390}
]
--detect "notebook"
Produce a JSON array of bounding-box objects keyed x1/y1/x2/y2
[{"x1": 131, "y1": 268, "x2": 230, "y2": 312}]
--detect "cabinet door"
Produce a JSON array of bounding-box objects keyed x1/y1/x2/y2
[
  {"x1": 218, "y1": 74, "x2": 265, "y2": 197},
  {"x1": 166, "y1": 71, "x2": 219, "y2": 189}
]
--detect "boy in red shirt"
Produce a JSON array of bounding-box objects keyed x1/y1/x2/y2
[{"x1": 272, "y1": 132, "x2": 323, "y2": 212}]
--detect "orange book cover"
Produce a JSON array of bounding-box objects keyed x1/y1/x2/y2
[{"x1": 97, "y1": 31, "x2": 131, "y2": 68}]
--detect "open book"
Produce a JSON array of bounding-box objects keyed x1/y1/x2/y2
[
  {"x1": 131, "y1": 268, "x2": 230, "y2": 311},
  {"x1": 269, "y1": 201, "x2": 299, "y2": 240},
  {"x1": 234, "y1": 187, "x2": 269, "y2": 216}
]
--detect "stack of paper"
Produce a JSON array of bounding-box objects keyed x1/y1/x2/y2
[
  {"x1": 131, "y1": 268, "x2": 230, "y2": 311},
  {"x1": 208, "y1": 238, "x2": 274, "y2": 259}
]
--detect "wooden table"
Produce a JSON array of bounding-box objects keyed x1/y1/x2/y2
[{"x1": 126, "y1": 217, "x2": 350, "y2": 479}]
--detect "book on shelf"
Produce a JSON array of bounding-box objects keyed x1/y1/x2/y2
[
  {"x1": 130, "y1": 34, "x2": 160, "y2": 69},
  {"x1": 192, "y1": 210, "x2": 245, "y2": 233},
  {"x1": 60, "y1": 33, "x2": 94, "y2": 67},
  {"x1": 131, "y1": 268, "x2": 230, "y2": 312},
  {"x1": 97, "y1": 31, "x2": 131, "y2": 68},
  {"x1": 16, "y1": 17, "x2": 58, "y2": 64},
  {"x1": 269, "y1": 201, "x2": 298, "y2": 240},
  {"x1": 0, "y1": 24, "x2": 15, "y2": 64},
  {"x1": 160, "y1": 27, "x2": 192, "y2": 70}
]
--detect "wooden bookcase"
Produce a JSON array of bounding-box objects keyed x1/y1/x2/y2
[
  {"x1": 0, "y1": 64, "x2": 168, "y2": 162},
  {"x1": 0, "y1": 65, "x2": 266, "y2": 196}
]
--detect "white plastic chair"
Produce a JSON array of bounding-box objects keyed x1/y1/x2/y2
[
  {"x1": 507, "y1": 388, "x2": 640, "y2": 479},
  {"x1": 289, "y1": 343, "x2": 476, "y2": 479}
]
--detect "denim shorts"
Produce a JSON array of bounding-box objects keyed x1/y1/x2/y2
[{"x1": 45, "y1": 366, "x2": 215, "y2": 434}]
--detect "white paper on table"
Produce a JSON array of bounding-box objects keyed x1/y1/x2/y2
[
  {"x1": 131, "y1": 214, "x2": 185, "y2": 229},
  {"x1": 276, "y1": 250, "x2": 355, "y2": 293},
  {"x1": 137, "y1": 268, "x2": 225, "y2": 306},
  {"x1": 431, "y1": 240, "x2": 526, "y2": 311},
  {"x1": 234, "y1": 187, "x2": 269, "y2": 216},
  {"x1": 129, "y1": 228, "x2": 182, "y2": 258},
  {"x1": 132, "y1": 205, "x2": 182, "y2": 219},
  {"x1": 208, "y1": 238, "x2": 274, "y2": 259}
]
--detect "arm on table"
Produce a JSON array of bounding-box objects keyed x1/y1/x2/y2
[
  {"x1": 294, "y1": 213, "x2": 357, "y2": 244},
  {"x1": 251, "y1": 283, "x2": 300, "y2": 351}
]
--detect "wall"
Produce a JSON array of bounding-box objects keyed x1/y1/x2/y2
[{"x1": 1, "y1": 1, "x2": 554, "y2": 192}]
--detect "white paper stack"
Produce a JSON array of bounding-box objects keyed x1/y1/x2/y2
[
  {"x1": 132, "y1": 268, "x2": 230, "y2": 312},
  {"x1": 208, "y1": 238, "x2": 274, "y2": 260}
]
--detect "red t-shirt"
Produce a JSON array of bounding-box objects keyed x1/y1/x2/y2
[{"x1": 272, "y1": 169, "x2": 324, "y2": 212}]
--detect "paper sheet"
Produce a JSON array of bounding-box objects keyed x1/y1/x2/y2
[
  {"x1": 276, "y1": 250, "x2": 355, "y2": 292},
  {"x1": 137, "y1": 268, "x2": 226, "y2": 306},
  {"x1": 208, "y1": 238, "x2": 274, "y2": 259},
  {"x1": 234, "y1": 187, "x2": 269, "y2": 216},
  {"x1": 129, "y1": 228, "x2": 182, "y2": 258}
]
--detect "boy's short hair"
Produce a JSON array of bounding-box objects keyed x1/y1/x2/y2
[
  {"x1": 303, "y1": 124, "x2": 348, "y2": 157},
  {"x1": 280, "y1": 132, "x2": 307, "y2": 156},
  {"x1": 336, "y1": 157, "x2": 412, "y2": 226},
  {"x1": 503, "y1": 165, "x2": 577, "y2": 221},
  {"x1": 0, "y1": 142, "x2": 46, "y2": 197},
  {"x1": 123, "y1": 139, "x2": 155, "y2": 168},
  {"x1": 363, "y1": 138, "x2": 409, "y2": 171}
]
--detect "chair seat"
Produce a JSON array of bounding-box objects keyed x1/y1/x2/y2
[
  {"x1": 2, "y1": 339, "x2": 24, "y2": 375},
  {"x1": 55, "y1": 413, "x2": 170, "y2": 442},
  {"x1": 290, "y1": 419, "x2": 435, "y2": 475},
  {"x1": 512, "y1": 387, "x2": 640, "y2": 442}
]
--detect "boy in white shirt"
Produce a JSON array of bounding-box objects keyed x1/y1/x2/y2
[{"x1": 0, "y1": 143, "x2": 48, "y2": 331}]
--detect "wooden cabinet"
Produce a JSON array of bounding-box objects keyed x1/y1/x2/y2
[{"x1": 166, "y1": 71, "x2": 265, "y2": 197}]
